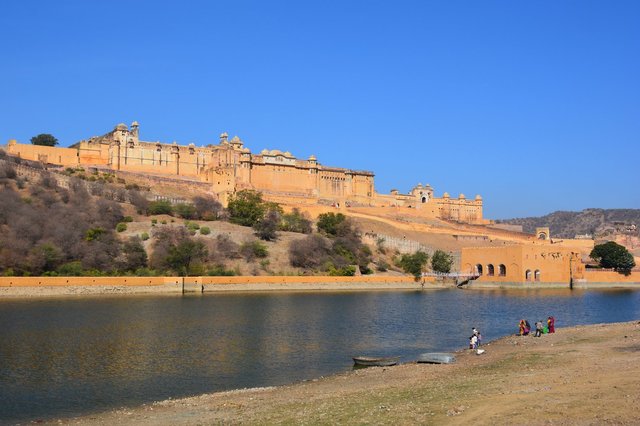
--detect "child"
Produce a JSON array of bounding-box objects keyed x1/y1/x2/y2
[{"x1": 469, "y1": 334, "x2": 478, "y2": 349}]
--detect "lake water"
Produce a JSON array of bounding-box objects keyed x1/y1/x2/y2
[{"x1": 1, "y1": 288, "x2": 639, "y2": 423}]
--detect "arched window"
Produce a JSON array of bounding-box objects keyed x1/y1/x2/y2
[
  {"x1": 498, "y1": 264, "x2": 506, "y2": 276},
  {"x1": 421, "y1": 196, "x2": 427, "y2": 203},
  {"x1": 475, "y1": 264, "x2": 483, "y2": 275},
  {"x1": 525, "y1": 270, "x2": 532, "y2": 281},
  {"x1": 534, "y1": 270, "x2": 541, "y2": 282},
  {"x1": 487, "y1": 264, "x2": 495, "y2": 276}
]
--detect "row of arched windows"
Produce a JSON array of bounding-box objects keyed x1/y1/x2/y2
[
  {"x1": 475, "y1": 264, "x2": 506, "y2": 277},
  {"x1": 525, "y1": 270, "x2": 541, "y2": 281},
  {"x1": 474, "y1": 264, "x2": 543, "y2": 282}
]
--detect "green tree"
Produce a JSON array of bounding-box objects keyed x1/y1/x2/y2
[
  {"x1": 240, "y1": 240, "x2": 269, "y2": 261},
  {"x1": 431, "y1": 250, "x2": 453, "y2": 273},
  {"x1": 147, "y1": 200, "x2": 173, "y2": 215},
  {"x1": 398, "y1": 251, "x2": 429, "y2": 280},
  {"x1": 227, "y1": 190, "x2": 267, "y2": 227},
  {"x1": 30, "y1": 133, "x2": 58, "y2": 146},
  {"x1": 316, "y1": 212, "x2": 346, "y2": 236},
  {"x1": 590, "y1": 241, "x2": 636, "y2": 275},
  {"x1": 174, "y1": 203, "x2": 197, "y2": 219},
  {"x1": 166, "y1": 239, "x2": 207, "y2": 276},
  {"x1": 280, "y1": 208, "x2": 312, "y2": 234}
]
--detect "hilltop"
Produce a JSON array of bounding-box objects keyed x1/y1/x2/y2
[{"x1": 496, "y1": 209, "x2": 640, "y2": 239}]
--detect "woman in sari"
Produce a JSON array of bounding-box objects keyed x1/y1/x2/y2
[{"x1": 547, "y1": 316, "x2": 555, "y2": 333}]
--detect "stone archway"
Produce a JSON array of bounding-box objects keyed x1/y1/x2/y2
[
  {"x1": 498, "y1": 264, "x2": 506, "y2": 276},
  {"x1": 487, "y1": 264, "x2": 495, "y2": 276}
]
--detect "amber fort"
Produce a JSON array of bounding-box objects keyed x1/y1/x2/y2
[{"x1": 6, "y1": 121, "x2": 485, "y2": 224}]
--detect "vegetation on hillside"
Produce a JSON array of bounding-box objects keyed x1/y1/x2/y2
[
  {"x1": 289, "y1": 212, "x2": 372, "y2": 276},
  {"x1": 497, "y1": 208, "x2": 640, "y2": 238},
  {"x1": 0, "y1": 151, "x2": 404, "y2": 278}
]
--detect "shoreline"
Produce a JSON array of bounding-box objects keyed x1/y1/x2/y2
[
  {"x1": 48, "y1": 320, "x2": 640, "y2": 425},
  {"x1": 0, "y1": 276, "x2": 638, "y2": 299}
]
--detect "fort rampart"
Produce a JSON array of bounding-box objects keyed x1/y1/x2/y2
[
  {"x1": 5, "y1": 121, "x2": 485, "y2": 223},
  {"x1": 0, "y1": 272, "x2": 637, "y2": 298}
]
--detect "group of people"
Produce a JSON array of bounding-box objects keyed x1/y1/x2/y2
[
  {"x1": 469, "y1": 327, "x2": 482, "y2": 349},
  {"x1": 519, "y1": 316, "x2": 555, "y2": 337}
]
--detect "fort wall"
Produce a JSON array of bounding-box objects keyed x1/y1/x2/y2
[
  {"x1": 5, "y1": 122, "x2": 482, "y2": 223},
  {"x1": 0, "y1": 272, "x2": 636, "y2": 298}
]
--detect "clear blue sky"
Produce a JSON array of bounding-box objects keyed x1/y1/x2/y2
[{"x1": 1, "y1": 1, "x2": 638, "y2": 219}]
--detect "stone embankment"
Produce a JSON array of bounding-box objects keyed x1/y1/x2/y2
[
  {"x1": 1, "y1": 273, "x2": 638, "y2": 298},
  {"x1": 0, "y1": 275, "x2": 435, "y2": 298}
]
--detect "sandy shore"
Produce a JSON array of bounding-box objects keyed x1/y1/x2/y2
[{"x1": 48, "y1": 320, "x2": 640, "y2": 425}]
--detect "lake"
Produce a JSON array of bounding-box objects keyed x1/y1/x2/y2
[{"x1": 1, "y1": 288, "x2": 639, "y2": 423}]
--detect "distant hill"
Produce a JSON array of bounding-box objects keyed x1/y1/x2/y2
[{"x1": 496, "y1": 209, "x2": 640, "y2": 239}]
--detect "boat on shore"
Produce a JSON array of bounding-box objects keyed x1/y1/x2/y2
[
  {"x1": 352, "y1": 356, "x2": 400, "y2": 367},
  {"x1": 416, "y1": 352, "x2": 456, "y2": 364}
]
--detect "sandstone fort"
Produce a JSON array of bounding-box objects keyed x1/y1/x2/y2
[{"x1": 7, "y1": 122, "x2": 485, "y2": 224}]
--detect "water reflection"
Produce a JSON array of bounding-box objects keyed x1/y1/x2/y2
[{"x1": 0, "y1": 289, "x2": 638, "y2": 423}]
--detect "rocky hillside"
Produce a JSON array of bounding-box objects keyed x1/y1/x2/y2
[{"x1": 496, "y1": 209, "x2": 640, "y2": 238}]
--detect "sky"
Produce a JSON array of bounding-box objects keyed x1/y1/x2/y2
[{"x1": 1, "y1": 1, "x2": 638, "y2": 219}]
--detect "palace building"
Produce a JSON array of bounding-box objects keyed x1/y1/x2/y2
[{"x1": 6, "y1": 122, "x2": 485, "y2": 224}]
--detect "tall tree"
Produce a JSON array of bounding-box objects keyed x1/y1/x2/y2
[
  {"x1": 166, "y1": 239, "x2": 207, "y2": 276},
  {"x1": 30, "y1": 133, "x2": 58, "y2": 146},
  {"x1": 398, "y1": 251, "x2": 429, "y2": 280},
  {"x1": 590, "y1": 241, "x2": 635, "y2": 275},
  {"x1": 431, "y1": 250, "x2": 454, "y2": 273}
]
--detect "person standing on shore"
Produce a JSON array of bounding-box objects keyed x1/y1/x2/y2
[
  {"x1": 469, "y1": 334, "x2": 478, "y2": 349},
  {"x1": 473, "y1": 327, "x2": 482, "y2": 347},
  {"x1": 535, "y1": 320, "x2": 544, "y2": 337},
  {"x1": 547, "y1": 316, "x2": 555, "y2": 333}
]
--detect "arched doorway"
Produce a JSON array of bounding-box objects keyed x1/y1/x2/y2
[
  {"x1": 534, "y1": 270, "x2": 541, "y2": 282},
  {"x1": 498, "y1": 264, "x2": 506, "y2": 276},
  {"x1": 487, "y1": 264, "x2": 495, "y2": 276},
  {"x1": 525, "y1": 270, "x2": 532, "y2": 281},
  {"x1": 475, "y1": 264, "x2": 483, "y2": 275}
]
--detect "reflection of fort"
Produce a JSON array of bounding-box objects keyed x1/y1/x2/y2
[{"x1": 6, "y1": 122, "x2": 485, "y2": 224}]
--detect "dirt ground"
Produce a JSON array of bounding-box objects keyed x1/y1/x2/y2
[{"x1": 55, "y1": 320, "x2": 640, "y2": 425}]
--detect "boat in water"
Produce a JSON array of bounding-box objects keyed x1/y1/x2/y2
[
  {"x1": 352, "y1": 356, "x2": 400, "y2": 367},
  {"x1": 416, "y1": 352, "x2": 456, "y2": 364}
]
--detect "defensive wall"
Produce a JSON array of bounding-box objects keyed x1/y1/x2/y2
[
  {"x1": 0, "y1": 275, "x2": 431, "y2": 297},
  {"x1": 1, "y1": 272, "x2": 637, "y2": 298},
  {"x1": 5, "y1": 121, "x2": 485, "y2": 224}
]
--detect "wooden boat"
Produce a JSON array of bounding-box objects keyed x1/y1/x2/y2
[
  {"x1": 416, "y1": 352, "x2": 456, "y2": 364},
  {"x1": 352, "y1": 356, "x2": 400, "y2": 367}
]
